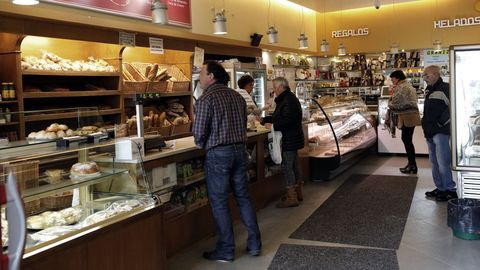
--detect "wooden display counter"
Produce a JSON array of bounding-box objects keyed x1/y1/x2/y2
[{"x1": 18, "y1": 131, "x2": 286, "y2": 269}]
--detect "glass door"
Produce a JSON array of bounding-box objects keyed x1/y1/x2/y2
[{"x1": 236, "y1": 70, "x2": 266, "y2": 108}]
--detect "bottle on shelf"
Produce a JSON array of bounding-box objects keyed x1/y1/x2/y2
[
  {"x1": 1, "y1": 82, "x2": 8, "y2": 100},
  {"x1": 0, "y1": 108, "x2": 6, "y2": 124},
  {"x1": 8, "y1": 83, "x2": 16, "y2": 100},
  {"x1": 4, "y1": 108, "x2": 11, "y2": 123}
]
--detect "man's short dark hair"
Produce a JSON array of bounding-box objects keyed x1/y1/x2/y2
[
  {"x1": 204, "y1": 61, "x2": 230, "y2": 85},
  {"x1": 237, "y1": 75, "x2": 254, "y2": 89},
  {"x1": 390, "y1": 70, "x2": 406, "y2": 81}
]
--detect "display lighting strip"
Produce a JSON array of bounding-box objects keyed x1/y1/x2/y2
[{"x1": 12, "y1": 0, "x2": 39, "y2": 5}]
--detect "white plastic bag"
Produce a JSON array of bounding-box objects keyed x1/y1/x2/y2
[{"x1": 268, "y1": 125, "x2": 282, "y2": 164}]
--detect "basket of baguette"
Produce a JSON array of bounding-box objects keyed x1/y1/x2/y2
[
  {"x1": 127, "y1": 110, "x2": 173, "y2": 137},
  {"x1": 166, "y1": 100, "x2": 191, "y2": 135}
]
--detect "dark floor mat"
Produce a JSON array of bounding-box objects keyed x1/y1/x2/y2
[
  {"x1": 268, "y1": 244, "x2": 399, "y2": 270},
  {"x1": 290, "y1": 174, "x2": 418, "y2": 249}
]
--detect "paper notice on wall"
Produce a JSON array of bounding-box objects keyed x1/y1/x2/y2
[
  {"x1": 149, "y1": 37, "x2": 164, "y2": 54},
  {"x1": 119, "y1": 32, "x2": 135, "y2": 47},
  {"x1": 193, "y1": 47, "x2": 205, "y2": 69},
  {"x1": 424, "y1": 49, "x2": 450, "y2": 82}
]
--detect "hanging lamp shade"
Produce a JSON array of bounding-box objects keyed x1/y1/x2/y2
[
  {"x1": 151, "y1": 0, "x2": 168, "y2": 25},
  {"x1": 433, "y1": 39, "x2": 442, "y2": 51},
  {"x1": 213, "y1": 11, "x2": 227, "y2": 35},
  {"x1": 298, "y1": 33, "x2": 308, "y2": 49},
  {"x1": 320, "y1": 39, "x2": 329, "y2": 52},
  {"x1": 12, "y1": 0, "x2": 39, "y2": 5},
  {"x1": 390, "y1": 42, "x2": 400, "y2": 54},
  {"x1": 267, "y1": 26, "x2": 279, "y2": 44},
  {"x1": 338, "y1": 43, "x2": 346, "y2": 56}
]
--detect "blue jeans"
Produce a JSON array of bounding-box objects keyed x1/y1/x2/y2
[
  {"x1": 281, "y1": 150, "x2": 301, "y2": 187},
  {"x1": 426, "y1": 133, "x2": 456, "y2": 191},
  {"x1": 205, "y1": 144, "x2": 261, "y2": 257}
]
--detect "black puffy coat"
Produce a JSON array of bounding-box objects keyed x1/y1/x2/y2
[
  {"x1": 422, "y1": 77, "x2": 450, "y2": 138},
  {"x1": 263, "y1": 89, "x2": 304, "y2": 151}
]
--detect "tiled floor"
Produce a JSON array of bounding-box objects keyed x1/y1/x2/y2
[{"x1": 168, "y1": 154, "x2": 480, "y2": 270}]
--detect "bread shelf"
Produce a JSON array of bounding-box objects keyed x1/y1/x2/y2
[
  {"x1": 123, "y1": 91, "x2": 192, "y2": 98},
  {"x1": 24, "y1": 108, "x2": 122, "y2": 122},
  {"x1": 0, "y1": 121, "x2": 20, "y2": 126},
  {"x1": 0, "y1": 100, "x2": 19, "y2": 104},
  {"x1": 22, "y1": 70, "x2": 120, "y2": 77},
  {"x1": 23, "y1": 90, "x2": 121, "y2": 98}
]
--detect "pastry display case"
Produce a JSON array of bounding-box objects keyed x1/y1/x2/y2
[
  {"x1": 377, "y1": 97, "x2": 429, "y2": 154},
  {"x1": 0, "y1": 109, "x2": 156, "y2": 260},
  {"x1": 303, "y1": 96, "x2": 376, "y2": 181},
  {"x1": 450, "y1": 45, "x2": 480, "y2": 199}
]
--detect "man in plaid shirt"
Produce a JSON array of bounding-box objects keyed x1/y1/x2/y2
[{"x1": 193, "y1": 61, "x2": 261, "y2": 262}]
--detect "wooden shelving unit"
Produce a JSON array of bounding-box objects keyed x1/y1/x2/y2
[
  {"x1": 22, "y1": 70, "x2": 120, "y2": 77},
  {"x1": 23, "y1": 90, "x2": 121, "y2": 98}
]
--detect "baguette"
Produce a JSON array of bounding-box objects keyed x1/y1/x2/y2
[
  {"x1": 154, "y1": 68, "x2": 168, "y2": 81},
  {"x1": 148, "y1": 64, "x2": 159, "y2": 81},
  {"x1": 145, "y1": 65, "x2": 152, "y2": 78}
]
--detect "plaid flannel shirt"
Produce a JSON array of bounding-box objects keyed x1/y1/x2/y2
[{"x1": 193, "y1": 83, "x2": 247, "y2": 150}]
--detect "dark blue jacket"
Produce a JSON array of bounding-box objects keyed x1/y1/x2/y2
[{"x1": 422, "y1": 78, "x2": 450, "y2": 138}]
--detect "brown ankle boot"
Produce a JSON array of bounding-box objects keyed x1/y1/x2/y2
[
  {"x1": 276, "y1": 186, "x2": 299, "y2": 208},
  {"x1": 296, "y1": 182, "x2": 304, "y2": 202}
]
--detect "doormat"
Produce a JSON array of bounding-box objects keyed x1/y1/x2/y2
[
  {"x1": 290, "y1": 174, "x2": 417, "y2": 249},
  {"x1": 268, "y1": 244, "x2": 399, "y2": 270}
]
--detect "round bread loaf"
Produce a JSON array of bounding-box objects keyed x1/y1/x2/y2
[{"x1": 70, "y1": 161, "x2": 100, "y2": 175}]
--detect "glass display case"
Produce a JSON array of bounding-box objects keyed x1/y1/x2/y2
[
  {"x1": 0, "y1": 109, "x2": 155, "y2": 259},
  {"x1": 304, "y1": 95, "x2": 377, "y2": 181},
  {"x1": 450, "y1": 45, "x2": 480, "y2": 199},
  {"x1": 377, "y1": 97, "x2": 429, "y2": 154}
]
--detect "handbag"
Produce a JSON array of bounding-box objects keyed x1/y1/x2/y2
[{"x1": 268, "y1": 125, "x2": 282, "y2": 164}]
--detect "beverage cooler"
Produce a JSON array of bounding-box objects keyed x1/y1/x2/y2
[
  {"x1": 223, "y1": 62, "x2": 267, "y2": 108},
  {"x1": 450, "y1": 45, "x2": 480, "y2": 199}
]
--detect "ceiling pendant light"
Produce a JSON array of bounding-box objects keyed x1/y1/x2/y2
[
  {"x1": 267, "y1": 26, "x2": 279, "y2": 44},
  {"x1": 320, "y1": 39, "x2": 329, "y2": 52},
  {"x1": 433, "y1": 39, "x2": 442, "y2": 51},
  {"x1": 213, "y1": 9, "x2": 227, "y2": 35},
  {"x1": 338, "y1": 43, "x2": 346, "y2": 56},
  {"x1": 298, "y1": 33, "x2": 308, "y2": 49},
  {"x1": 320, "y1": 0, "x2": 329, "y2": 53},
  {"x1": 151, "y1": 0, "x2": 169, "y2": 25},
  {"x1": 12, "y1": 0, "x2": 39, "y2": 5},
  {"x1": 266, "y1": 0, "x2": 278, "y2": 44},
  {"x1": 390, "y1": 42, "x2": 399, "y2": 54}
]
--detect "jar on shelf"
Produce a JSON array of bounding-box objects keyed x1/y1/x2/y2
[
  {"x1": 1, "y1": 82, "x2": 8, "y2": 100},
  {"x1": 8, "y1": 82, "x2": 16, "y2": 100}
]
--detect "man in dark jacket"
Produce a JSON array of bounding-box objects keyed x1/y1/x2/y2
[
  {"x1": 262, "y1": 77, "x2": 305, "y2": 208},
  {"x1": 422, "y1": 65, "x2": 457, "y2": 202}
]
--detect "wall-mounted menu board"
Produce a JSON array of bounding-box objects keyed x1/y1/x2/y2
[{"x1": 45, "y1": 0, "x2": 191, "y2": 28}]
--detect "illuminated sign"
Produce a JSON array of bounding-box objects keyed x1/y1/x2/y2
[
  {"x1": 434, "y1": 17, "x2": 480, "y2": 28},
  {"x1": 332, "y1": 28, "x2": 369, "y2": 38}
]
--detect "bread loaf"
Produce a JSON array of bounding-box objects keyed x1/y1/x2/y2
[
  {"x1": 145, "y1": 65, "x2": 152, "y2": 78},
  {"x1": 148, "y1": 64, "x2": 159, "y2": 81},
  {"x1": 123, "y1": 63, "x2": 147, "y2": 81}
]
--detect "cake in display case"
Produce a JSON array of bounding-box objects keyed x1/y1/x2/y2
[
  {"x1": 304, "y1": 95, "x2": 377, "y2": 181},
  {"x1": 450, "y1": 45, "x2": 480, "y2": 199},
  {"x1": 0, "y1": 109, "x2": 155, "y2": 259}
]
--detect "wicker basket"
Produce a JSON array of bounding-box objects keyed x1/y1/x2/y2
[
  {"x1": 171, "y1": 122, "x2": 192, "y2": 136},
  {"x1": 147, "y1": 81, "x2": 168, "y2": 93},
  {"x1": 3, "y1": 160, "x2": 39, "y2": 192},
  {"x1": 168, "y1": 81, "x2": 190, "y2": 92},
  {"x1": 122, "y1": 81, "x2": 149, "y2": 94},
  {"x1": 24, "y1": 200, "x2": 42, "y2": 216},
  {"x1": 41, "y1": 193, "x2": 73, "y2": 210},
  {"x1": 128, "y1": 125, "x2": 172, "y2": 137}
]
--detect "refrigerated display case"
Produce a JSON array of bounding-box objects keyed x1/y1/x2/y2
[
  {"x1": 450, "y1": 45, "x2": 480, "y2": 199},
  {"x1": 223, "y1": 62, "x2": 267, "y2": 108},
  {"x1": 304, "y1": 96, "x2": 377, "y2": 181}
]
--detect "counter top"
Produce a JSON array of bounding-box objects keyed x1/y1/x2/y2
[{"x1": 142, "y1": 130, "x2": 270, "y2": 162}]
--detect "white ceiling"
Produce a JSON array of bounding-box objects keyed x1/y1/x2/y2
[{"x1": 289, "y1": 0, "x2": 420, "y2": 12}]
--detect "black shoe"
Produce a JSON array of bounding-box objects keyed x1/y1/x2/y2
[
  {"x1": 435, "y1": 190, "x2": 458, "y2": 202},
  {"x1": 425, "y1": 188, "x2": 441, "y2": 198},
  {"x1": 400, "y1": 164, "x2": 417, "y2": 174},
  {"x1": 202, "y1": 251, "x2": 234, "y2": 262},
  {"x1": 246, "y1": 248, "x2": 261, "y2": 256}
]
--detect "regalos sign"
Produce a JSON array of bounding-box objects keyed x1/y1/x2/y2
[
  {"x1": 332, "y1": 28, "x2": 369, "y2": 38},
  {"x1": 434, "y1": 17, "x2": 480, "y2": 28}
]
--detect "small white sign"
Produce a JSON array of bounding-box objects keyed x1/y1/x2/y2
[
  {"x1": 434, "y1": 17, "x2": 480, "y2": 28},
  {"x1": 193, "y1": 46, "x2": 205, "y2": 68},
  {"x1": 149, "y1": 37, "x2": 164, "y2": 54},
  {"x1": 119, "y1": 32, "x2": 135, "y2": 47},
  {"x1": 332, "y1": 28, "x2": 369, "y2": 38}
]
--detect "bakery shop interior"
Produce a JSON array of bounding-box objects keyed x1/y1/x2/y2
[{"x1": 1, "y1": 1, "x2": 480, "y2": 269}]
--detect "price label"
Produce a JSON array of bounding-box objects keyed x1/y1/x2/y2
[
  {"x1": 119, "y1": 32, "x2": 136, "y2": 47},
  {"x1": 149, "y1": 37, "x2": 164, "y2": 54}
]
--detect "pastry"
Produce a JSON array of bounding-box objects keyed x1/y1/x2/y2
[
  {"x1": 70, "y1": 161, "x2": 100, "y2": 176},
  {"x1": 58, "y1": 124, "x2": 68, "y2": 131},
  {"x1": 27, "y1": 216, "x2": 45, "y2": 230},
  {"x1": 46, "y1": 123, "x2": 60, "y2": 132},
  {"x1": 28, "y1": 132, "x2": 37, "y2": 139}
]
